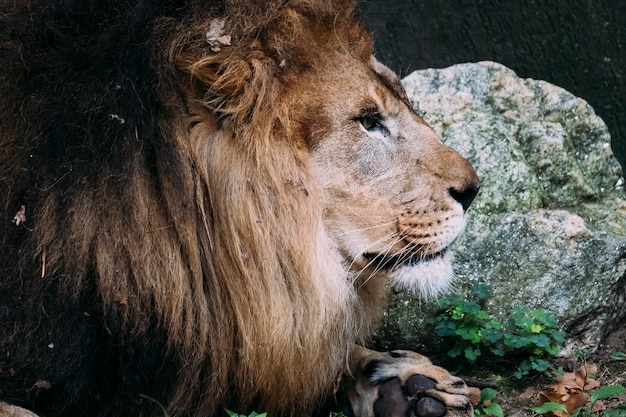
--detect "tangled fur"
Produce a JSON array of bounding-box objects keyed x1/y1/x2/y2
[{"x1": 0, "y1": 1, "x2": 479, "y2": 416}]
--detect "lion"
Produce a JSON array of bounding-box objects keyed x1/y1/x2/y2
[{"x1": 0, "y1": 1, "x2": 479, "y2": 417}]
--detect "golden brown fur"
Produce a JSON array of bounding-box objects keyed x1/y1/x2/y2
[{"x1": 0, "y1": 0, "x2": 478, "y2": 416}]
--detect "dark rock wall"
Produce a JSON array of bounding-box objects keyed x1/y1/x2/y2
[{"x1": 359, "y1": 0, "x2": 626, "y2": 172}]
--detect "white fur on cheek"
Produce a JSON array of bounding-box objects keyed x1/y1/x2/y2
[{"x1": 388, "y1": 252, "x2": 455, "y2": 300}]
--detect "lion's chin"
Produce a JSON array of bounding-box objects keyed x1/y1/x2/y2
[{"x1": 386, "y1": 252, "x2": 455, "y2": 300}]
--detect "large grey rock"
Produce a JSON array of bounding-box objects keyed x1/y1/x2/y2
[{"x1": 376, "y1": 62, "x2": 626, "y2": 352}]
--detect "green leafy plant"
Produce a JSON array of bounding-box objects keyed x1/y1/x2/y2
[
  {"x1": 474, "y1": 387, "x2": 504, "y2": 417},
  {"x1": 139, "y1": 394, "x2": 170, "y2": 417},
  {"x1": 530, "y1": 385, "x2": 626, "y2": 417},
  {"x1": 429, "y1": 283, "x2": 566, "y2": 378},
  {"x1": 225, "y1": 412, "x2": 346, "y2": 417},
  {"x1": 225, "y1": 411, "x2": 268, "y2": 417}
]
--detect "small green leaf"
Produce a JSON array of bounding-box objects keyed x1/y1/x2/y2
[
  {"x1": 552, "y1": 331, "x2": 567, "y2": 343},
  {"x1": 464, "y1": 346, "x2": 481, "y2": 361},
  {"x1": 530, "y1": 333, "x2": 551, "y2": 348},
  {"x1": 480, "y1": 387, "x2": 498, "y2": 402},
  {"x1": 448, "y1": 344, "x2": 463, "y2": 358},
  {"x1": 545, "y1": 345, "x2": 560, "y2": 355},
  {"x1": 435, "y1": 321, "x2": 456, "y2": 336},
  {"x1": 484, "y1": 329, "x2": 502, "y2": 343},
  {"x1": 530, "y1": 358, "x2": 550, "y2": 372},
  {"x1": 530, "y1": 309, "x2": 547, "y2": 320},
  {"x1": 476, "y1": 310, "x2": 490, "y2": 320},
  {"x1": 518, "y1": 336, "x2": 533, "y2": 348},
  {"x1": 530, "y1": 323, "x2": 543, "y2": 333},
  {"x1": 482, "y1": 403, "x2": 504, "y2": 417},
  {"x1": 530, "y1": 401, "x2": 570, "y2": 415},
  {"x1": 490, "y1": 344, "x2": 506, "y2": 356},
  {"x1": 604, "y1": 404, "x2": 626, "y2": 417},
  {"x1": 486, "y1": 319, "x2": 503, "y2": 330},
  {"x1": 570, "y1": 406, "x2": 589, "y2": 417},
  {"x1": 610, "y1": 352, "x2": 626, "y2": 361},
  {"x1": 590, "y1": 385, "x2": 626, "y2": 405},
  {"x1": 456, "y1": 326, "x2": 477, "y2": 340},
  {"x1": 452, "y1": 306, "x2": 464, "y2": 319},
  {"x1": 463, "y1": 301, "x2": 482, "y2": 314}
]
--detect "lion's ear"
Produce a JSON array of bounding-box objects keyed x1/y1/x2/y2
[
  {"x1": 369, "y1": 56, "x2": 410, "y2": 103},
  {"x1": 182, "y1": 46, "x2": 280, "y2": 125}
]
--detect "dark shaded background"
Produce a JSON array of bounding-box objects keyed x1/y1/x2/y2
[{"x1": 358, "y1": 0, "x2": 626, "y2": 173}]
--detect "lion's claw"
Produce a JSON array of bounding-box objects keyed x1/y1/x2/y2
[
  {"x1": 341, "y1": 346, "x2": 472, "y2": 417},
  {"x1": 407, "y1": 375, "x2": 448, "y2": 417},
  {"x1": 407, "y1": 374, "x2": 437, "y2": 394}
]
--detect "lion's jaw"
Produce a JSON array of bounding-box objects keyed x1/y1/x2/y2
[{"x1": 308, "y1": 57, "x2": 480, "y2": 299}]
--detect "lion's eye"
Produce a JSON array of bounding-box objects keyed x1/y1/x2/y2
[{"x1": 357, "y1": 114, "x2": 385, "y2": 133}]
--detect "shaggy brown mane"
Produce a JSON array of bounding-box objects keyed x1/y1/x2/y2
[{"x1": 0, "y1": 0, "x2": 379, "y2": 416}]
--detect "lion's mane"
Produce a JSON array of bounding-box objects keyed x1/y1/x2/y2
[{"x1": 0, "y1": 1, "x2": 380, "y2": 416}]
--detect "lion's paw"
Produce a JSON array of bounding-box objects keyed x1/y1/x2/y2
[
  {"x1": 340, "y1": 346, "x2": 472, "y2": 417},
  {"x1": 0, "y1": 403, "x2": 40, "y2": 417}
]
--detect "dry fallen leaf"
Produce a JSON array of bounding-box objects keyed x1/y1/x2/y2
[
  {"x1": 469, "y1": 386, "x2": 482, "y2": 405},
  {"x1": 206, "y1": 19, "x2": 231, "y2": 52},
  {"x1": 520, "y1": 386, "x2": 540, "y2": 399},
  {"x1": 537, "y1": 363, "x2": 601, "y2": 416},
  {"x1": 12, "y1": 205, "x2": 26, "y2": 225},
  {"x1": 554, "y1": 363, "x2": 600, "y2": 391},
  {"x1": 540, "y1": 383, "x2": 588, "y2": 416},
  {"x1": 592, "y1": 400, "x2": 606, "y2": 413}
]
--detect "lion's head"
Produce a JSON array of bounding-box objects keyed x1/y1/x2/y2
[
  {"x1": 296, "y1": 56, "x2": 479, "y2": 299},
  {"x1": 0, "y1": 0, "x2": 478, "y2": 416}
]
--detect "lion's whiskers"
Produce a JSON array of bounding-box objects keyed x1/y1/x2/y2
[
  {"x1": 348, "y1": 231, "x2": 399, "y2": 286},
  {"x1": 347, "y1": 221, "x2": 445, "y2": 287},
  {"x1": 333, "y1": 218, "x2": 398, "y2": 238}
]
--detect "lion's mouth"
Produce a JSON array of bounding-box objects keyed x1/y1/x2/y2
[{"x1": 363, "y1": 249, "x2": 447, "y2": 270}]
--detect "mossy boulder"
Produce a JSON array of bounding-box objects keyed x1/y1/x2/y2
[{"x1": 376, "y1": 62, "x2": 626, "y2": 352}]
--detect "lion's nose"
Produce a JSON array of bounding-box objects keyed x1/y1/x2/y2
[{"x1": 449, "y1": 182, "x2": 480, "y2": 212}]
